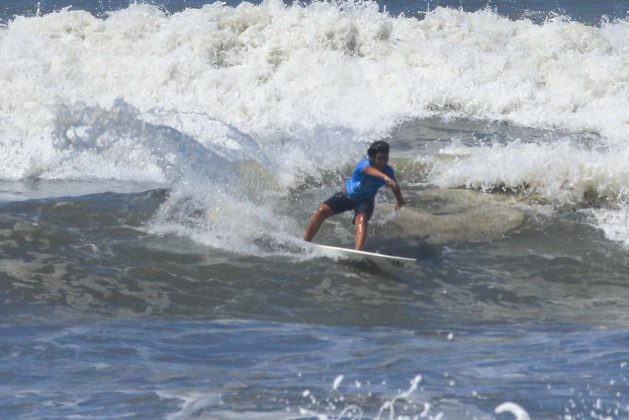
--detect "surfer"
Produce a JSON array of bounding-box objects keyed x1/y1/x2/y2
[{"x1": 304, "y1": 141, "x2": 406, "y2": 250}]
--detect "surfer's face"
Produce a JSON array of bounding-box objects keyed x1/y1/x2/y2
[{"x1": 372, "y1": 152, "x2": 388, "y2": 170}]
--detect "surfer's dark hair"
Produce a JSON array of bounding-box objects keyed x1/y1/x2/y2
[{"x1": 367, "y1": 141, "x2": 390, "y2": 159}]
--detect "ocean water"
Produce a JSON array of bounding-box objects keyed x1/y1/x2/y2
[{"x1": 1, "y1": 0, "x2": 629, "y2": 418}]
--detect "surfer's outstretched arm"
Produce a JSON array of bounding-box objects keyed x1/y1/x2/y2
[{"x1": 362, "y1": 166, "x2": 406, "y2": 210}]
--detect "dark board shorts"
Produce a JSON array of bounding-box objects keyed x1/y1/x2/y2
[{"x1": 323, "y1": 192, "x2": 374, "y2": 220}]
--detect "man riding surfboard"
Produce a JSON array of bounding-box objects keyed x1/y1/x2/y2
[{"x1": 304, "y1": 141, "x2": 406, "y2": 250}]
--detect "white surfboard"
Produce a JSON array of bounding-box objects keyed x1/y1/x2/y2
[{"x1": 314, "y1": 244, "x2": 416, "y2": 271}]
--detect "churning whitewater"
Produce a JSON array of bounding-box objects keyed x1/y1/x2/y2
[{"x1": 1, "y1": 1, "x2": 628, "y2": 248}]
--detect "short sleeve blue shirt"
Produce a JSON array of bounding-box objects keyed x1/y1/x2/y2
[{"x1": 345, "y1": 159, "x2": 395, "y2": 202}]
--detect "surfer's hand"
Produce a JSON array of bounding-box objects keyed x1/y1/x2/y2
[
  {"x1": 395, "y1": 199, "x2": 406, "y2": 210},
  {"x1": 384, "y1": 176, "x2": 397, "y2": 189}
]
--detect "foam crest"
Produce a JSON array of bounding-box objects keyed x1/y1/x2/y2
[
  {"x1": 430, "y1": 138, "x2": 629, "y2": 207},
  {"x1": 593, "y1": 206, "x2": 629, "y2": 247},
  {"x1": 0, "y1": 1, "x2": 627, "y2": 180}
]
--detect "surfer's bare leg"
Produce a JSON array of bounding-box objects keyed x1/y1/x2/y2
[
  {"x1": 354, "y1": 213, "x2": 368, "y2": 250},
  {"x1": 304, "y1": 204, "x2": 333, "y2": 242}
]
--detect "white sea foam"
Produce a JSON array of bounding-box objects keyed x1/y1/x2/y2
[
  {"x1": 592, "y1": 206, "x2": 629, "y2": 247},
  {"x1": 429, "y1": 138, "x2": 629, "y2": 205},
  {"x1": 1, "y1": 2, "x2": 627, "y2": 180},
  {"x1": 495, "y1": 402, "x2": 531, "y2": 420}
]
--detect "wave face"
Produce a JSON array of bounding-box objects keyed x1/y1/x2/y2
[{"x1": 1, "y1": 1, "x2": 628, "y2": 248}]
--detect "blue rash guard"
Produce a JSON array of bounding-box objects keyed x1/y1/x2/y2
[{"x1": 345, "y1": 159, "x2": 395, "y2": 202}]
